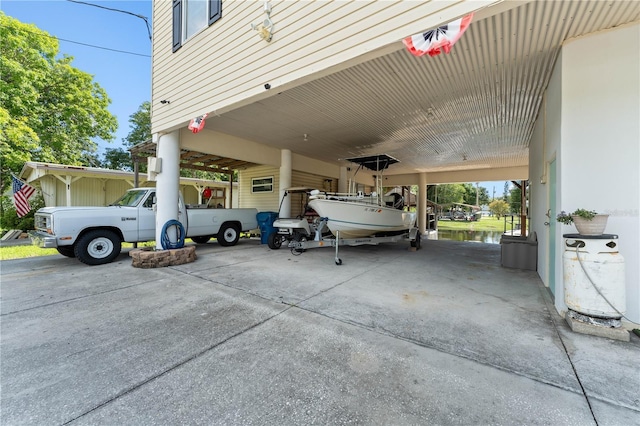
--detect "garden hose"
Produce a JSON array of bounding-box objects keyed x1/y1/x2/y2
[{"x1": 161, "y1": 220, "x2": 185, "y2": 250}]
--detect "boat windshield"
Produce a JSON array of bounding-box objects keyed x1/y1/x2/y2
[{"x1": 110, "y1": 190, "x2": 151, "y2": 207}]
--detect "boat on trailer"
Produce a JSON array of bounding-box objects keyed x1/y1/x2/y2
[
  {"x1": 268, "y1": 155, "x2": 420, "y2": 265},
  {"x1": 308, "y1": 154, "x2": 417, "y2": 239}
]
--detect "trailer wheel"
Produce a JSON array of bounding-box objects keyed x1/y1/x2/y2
[
  {"x1": 267, "y1": 232, "x2": 282, "y2": 249},
  {"x1": 75, "y1": 230, "x2": 121, "y2": 265},
  {"x1": 56, "y1": 246, "x2": 76, "y2": 258},
  {"x1": 217, "y1": 223, "x2": 239, "y2": 247},
  {"x1": 411, "y1": 231, "x2": 422, "y2": 249},
  {"x1": 291, "y1": 232, "x2": 307, "y2": 255},
  {"x1": 191, "y1": 236, "x2": 211, "y2": 244}
]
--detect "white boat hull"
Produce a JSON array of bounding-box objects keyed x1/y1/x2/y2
[{"x1": 308, "y1": 198, "x2": 416, "y2": 238}]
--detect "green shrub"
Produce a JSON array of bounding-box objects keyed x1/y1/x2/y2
[{"x1": 0, "y1": 194, "x2": 45, "y2": 234}]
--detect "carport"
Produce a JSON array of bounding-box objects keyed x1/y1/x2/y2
[
  {"x1": 150, "y1": 0, "x2": 636, "y2": 220},
  {"x1": 129, "y1": 139, "x2": 257, "y2": 207}
]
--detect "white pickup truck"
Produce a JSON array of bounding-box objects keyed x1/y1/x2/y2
[{"x1": 31, "y1": 188, "x2": 258, "y2": 265}]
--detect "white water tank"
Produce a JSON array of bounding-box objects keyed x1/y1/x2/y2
[{"x1": 563, "y1": 234, "x2": 625, "y2": 318}]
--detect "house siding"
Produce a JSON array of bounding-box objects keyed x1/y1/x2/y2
[
  {"x1": 239, "y1": 165, "x2": 280, "y2": 212},
  {"x1": 239, "y1": 165, "x2": 338, "y2": 215},
  {"x1": 151, "y1": 0, "x2": 489, "y2": 133},
  {"x1": 529, "y1": 24, "x2": 640, "y2": 323}
]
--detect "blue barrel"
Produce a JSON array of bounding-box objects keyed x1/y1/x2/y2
[{"x1": 256, "y1": 211, "x2": 279, "y2": 244}]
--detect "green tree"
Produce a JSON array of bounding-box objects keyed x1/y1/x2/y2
[
  {"x1": 461, "y1": 183, "x2": 490, "y2": 206},
  {"x1": 102, "y1": 147, "x2": 134, "y2": 171},
  {"x1": 503, "y1": 181, "x2": 510, "y2": 202},
  {"x1": 124, "y1": 101, "x2": 151, "y2": 148},
  {"x1": 509, "y1": 187, "x2": 522, "y2": 214},
  {"x1": 489, "y1": 199, "x2": 510, "y2": 219},
  {"x1": 0, "y1": 12, "x2": 117, "y2": 188},
  {"x1": 102, "y1": 101, "x2": 150, "y2": 170},
  {"x1": 427, "y1": 184, "x2": 465, "y2": 206}
]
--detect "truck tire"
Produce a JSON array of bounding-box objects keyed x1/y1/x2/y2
[
  {"x1": 267, "y1": 232, "x2": 282, "y2": 249},
  {"x1": 191, "y1": 236, "x2": 211, "y2": 244},
  {"x1": 56, "y1": 246, "x2": 76, "y2": 258},
  {"x1": 217, "y1": 223, "x2": 239, "y2": 247},
  {"x1": 75, "y1": 230, "x2": 121, "y2": 265}
]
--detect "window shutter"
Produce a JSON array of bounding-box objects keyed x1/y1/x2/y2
[
  {"x1": 172, "y1": 0, "x2": 182, "y2": 52},
  {"x1": 209, "y1": 0, "x2": 222, "y2": 25}
]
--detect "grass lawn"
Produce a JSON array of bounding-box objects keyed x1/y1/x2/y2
[
  {"x1": 436, "y1": 217, "x2": 517, "y2": 232},
  {"x1": 0, "y1": 241, "x2": 155, "y2": 261}
]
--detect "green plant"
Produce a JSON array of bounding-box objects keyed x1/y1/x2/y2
[
  {"x1": 1, "y1": 194, "x2": 45, "y2": 232},
  {"x1": 556, "y1": 209, "x2": 598, "y2": 225}
]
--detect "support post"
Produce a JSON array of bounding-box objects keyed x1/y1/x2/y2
[
  {"x1": 228, "y1": 171, "x2": 234, "y2": 209},
  {"x1": 418, "y1": 172, "x2": 427, "y2": 235},
  {"x1": 133, "y1": 157, "x2": 140, "y2": 188},
  {"x1": 338, "y1": 167, "x2": 348, "y2": 193},
  {"x1": 521, "y1": 180, "x2": 527, "y2": 237},
  {"x1": 155, "y1": 130, "x2": 181, "y2": 250},
  {"x1": 279, "y1": 149, "x2": 292, "y2": 217}
]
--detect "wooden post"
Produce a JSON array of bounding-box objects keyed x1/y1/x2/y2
[{"x1": 228, "y1": 171, "x2": 233, "y2": 209}]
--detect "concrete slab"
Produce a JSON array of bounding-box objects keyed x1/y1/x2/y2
[
  {"x1": 566, "y1": 314, "x2": 630, "y2": 342},
  {"x1": 1, "y1": 238, "x2": 638, "y2": 425},
  {"x1": 74, "y1": 309, "x2": 595, "y2": 425}
]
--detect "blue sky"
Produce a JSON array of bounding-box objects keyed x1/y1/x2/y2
[
  {"x1": 2, "y1": 0, "x2": 152, "y2": 155},
  {"x1": 2, "y1": 0, "x2": 507, "y2": 198}
]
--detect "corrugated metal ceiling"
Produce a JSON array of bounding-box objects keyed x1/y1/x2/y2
[{"x1": 205, "y1": 0, "x2": 639, "y2": 176}]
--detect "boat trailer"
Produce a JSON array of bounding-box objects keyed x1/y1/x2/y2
[{"x1": 269, "y1": 217, "x2": 421, "y2": 265}]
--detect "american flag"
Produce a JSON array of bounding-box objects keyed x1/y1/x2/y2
[{"x1": 12, "y1": 176, "x2": 36, "y2": 218}]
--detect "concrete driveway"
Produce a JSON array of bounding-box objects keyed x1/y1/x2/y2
[{"x1": 1, "y1": 239, "x2": 638, "y2": 425}]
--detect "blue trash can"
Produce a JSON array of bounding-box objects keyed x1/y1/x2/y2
[{"x1": 256, "y1": 211, "x2": 279, "y2": 244}]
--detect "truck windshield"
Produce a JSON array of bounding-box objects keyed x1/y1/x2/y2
[{"x1": 110, "y1": 190, "x2": 150, "y2": 207}]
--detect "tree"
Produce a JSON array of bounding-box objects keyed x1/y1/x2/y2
[
  {"x1": 461, "y1": 183, "x2": 490, "y2": 206},
  {"x1": 101, "y1": 101, "x2": 150, "y2": 171},
  {"x1": 426, "y1": 184, "x2": 465, "y2": 206},
  {"x1": 102, "y1": 147, "x2": 134, "y2": 171},
  {"x1": 503, "y1": 181, "x2": 510, "y2": 202},
  {"x1": 489, "y1": 199, "x2": 510, "y2": 219},
  {"x1": 0, "y1": 13, "x2": 117, "y2": 189},
  {"x1": 124, "y1": 101, "x2": 150, "y2": 148},
  {"x1": 509, "y1": 187, "x2": 522, "y2": 214}
]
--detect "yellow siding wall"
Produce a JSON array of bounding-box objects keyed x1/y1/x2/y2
[
  {"x1": 152, "y1": 0, "x2": 487, "y2": 133},
  {"x1": 35, "y1": 175, "x2": 231, "y2": 208},
  {"x1": 239, "y1": 165, "x2": 280, "y2": 212},
  {"x1": 46, "y1": 177, "x2": 135, "y2": 206},
  {"x1": 239, "y1": 166, "x2": 336, "y2": 214}
]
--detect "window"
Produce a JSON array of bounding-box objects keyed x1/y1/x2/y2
[
  {"x1": 173, "y1": 0, "x2": 222, "y2": 52},
  {"x1": 252, "y1": 177, "x2": 273, "y2": 193}
]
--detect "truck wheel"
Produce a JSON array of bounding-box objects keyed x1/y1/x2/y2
[
  {"x1": 191, "y1": 236, "x2": 211, "y2": 244},
  {"x1": 217, "y1": 223, "x2": 239, "y2": 247},
  {"x1": 267, "y1": 232, "x2": 282, "y2": 249},
  {"x1": 75, "y1": 230, "x2": 121, "y2": 265},
  {"x1": 56, "y1": 246, "x2": 76, "y2": 258}
]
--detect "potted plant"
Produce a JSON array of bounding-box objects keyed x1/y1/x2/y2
[{"x1": 556, "y1": 209, "x2": 608, "y2": 235}]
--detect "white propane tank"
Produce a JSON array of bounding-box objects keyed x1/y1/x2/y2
[{"x1": 563, "y1": 234, "x2": 625, "y2": 318}]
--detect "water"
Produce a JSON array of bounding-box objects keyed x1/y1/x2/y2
[{"x1": 437, "y1": 229, "x2": 504, "y2": 244}]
